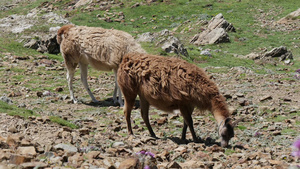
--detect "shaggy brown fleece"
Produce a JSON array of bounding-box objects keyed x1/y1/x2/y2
[{"x1": 118, "y1": 53, "x2": 234, "y2": 147}]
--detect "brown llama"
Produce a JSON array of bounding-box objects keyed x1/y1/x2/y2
[
  {"x1": 57, "y1": 25, "x2": 146, "y2": 106},
  {"x1": 118, "y1": 53, "x2": 238, "y2": 147}
]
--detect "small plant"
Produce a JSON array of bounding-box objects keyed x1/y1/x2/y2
[
  {"x1": 291, "y1": 138, "x2": 300, "y2": 158},
  {"x1": 135, "y1": 150, "x2": 156, "y2": 169},
  {"x1": 294, "y1": 69, "x2": 300, "y2": 80}
]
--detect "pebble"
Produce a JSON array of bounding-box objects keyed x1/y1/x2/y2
[
  {"x1": 53, "y1": 143, "x2": 78, "y2": 153},
  {"x1": 112, "y1": 141, "x2": 125, "y2": 148}
]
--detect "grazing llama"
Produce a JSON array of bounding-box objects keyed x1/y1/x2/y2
[
  {"x1": 57, "y1": 25, "x2": 145, "y2": 105},
  {"x1": 118, "y1": 53, "x2": 238, "y2": 147}
]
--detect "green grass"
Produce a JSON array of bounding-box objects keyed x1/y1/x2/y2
[
  {"x1": 237, "y1": 125, "x2": 247, "y2": 131},
  {"x1": 0, "y1": 0, "x2": 299, "y2": 74},
  {"x1": 49, "y1": 116, "x2": 79, "y2": 129},
  {"x1": 282, "y1": 128, "x2": 298, "y2": 136},
  {"x1": 0, "y1": 101, "x2": 37, "y2": 118},
  {"x1": 0, "y1": 101, "x2": 78, "y2": 129}
]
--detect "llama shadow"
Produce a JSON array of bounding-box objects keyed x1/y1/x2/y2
[
  {"x1": 167, "y1": 136, "x2": 227, "y2": 147},
  {"x1": 83, "y1": 97, "x2": 140, "y2": 108}
]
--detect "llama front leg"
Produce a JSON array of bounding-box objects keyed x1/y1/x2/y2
[
  {"x1": 180, "y1": 106, "x2": 198, "y2": 142},
  {"x1": 79, "y1": 63, "x2": 99, "y2": 103},
  {"x1": 66, "y1": 62, "x2": 78, "y2": 103}
]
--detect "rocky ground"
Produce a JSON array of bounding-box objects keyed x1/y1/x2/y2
[
  {"x1": 0, "y1": 51, "x2": 299, "y2": 169},
  {"x1": 0, "y1": 0, "x2": 300, "y2": 169}
]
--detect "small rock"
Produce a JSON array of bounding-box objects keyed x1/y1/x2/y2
[
  {"x1": 79, "y1": 128, "x2": 90, "y2": 136},
  {"x1": 20, "y1": 162, "x2": 48, "y2": 168},
  {"x1": 9, "y1": 155, "x2": 32, "y2": 165},
  {"x1": 200, "y1": 49, "x2": 212, "y2": 57},
  {"x1": 156, "y1": 117, "x2": 167, "y2": 125},
  {"x1": 205, "y1": 144, "x2": 224, "y2": 153},
  {"x1": 8, "y1": 91, "x2": 22, "y2": 97},
  {"x1": 118, "y1": 158, "x2": 138, "y2": 169},
  {"x1": 259, "y1": 95, "x2": 272, "y2": 102},
  {"x1": 174, "y1": 146, "x2": 187, "y2": 153},
  {"x1": 141, "y1": 136, "x2": 156, "y2": 143},
  {"x1": 36, "y1": 91, "x2": 43, "y2": 97},
  {"x1": 0, "y1": 96, "x2": 13, "y2": 104},
  {"x1": 8, "y1": 126, "x2": 18, "y2": 133},
  {"x1": 85, "y1": 151, "x2": 101, "y2": 161},
  {"x1": 55, "y1": 87, "x2": 63, "y2": 92},
  {"x1": 53, "y1": 143, "x2": 78, "y2": 153},
  {"x1": 68, "y1": 153, "x2": 84, "y2": 168},
  {"x1": 272, "y1": 131, "x2": 281, "y2": 136},
  {"x1": 167, "y1": 161, "x2": 182, "y2": 169},
  {"x1": 181, "y1": 160, "x2": 197, "y2": 168},
  {"x1": 20, "y1": 139, "x2": 32, "y2": 146},
  {"x1": 112, "y1": 142, "x2": 125, "y2": 148},
  {"x1": 16, "y1": 146, "x2": 37, "y2": 156},
  {"x1": 269, "y1": 160, "x2": 285, "y2": 166}
]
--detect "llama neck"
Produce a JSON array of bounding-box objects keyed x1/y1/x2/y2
[{"x1": 211, "y1": 95, "x2": 230, "y2": 125}]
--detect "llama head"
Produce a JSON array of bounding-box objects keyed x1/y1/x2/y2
[{"x1": 219, "y1": 118, "x2": 234, "y2": 147}]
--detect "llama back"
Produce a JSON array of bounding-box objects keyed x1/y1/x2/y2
[
  {"x1": 119, "y1": 53, "x2": 226, "y2": 112},
  {"x1": 59, "y1": 26, "x2": 145, "y2": 68}
]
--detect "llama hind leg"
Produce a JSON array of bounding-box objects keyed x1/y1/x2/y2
[
  {"x1": 79, "y1": 63, "x2": 99, "y2": 103},
  {"x1": 123, "y1": 95, "x2": 136, "y2": 135},
  {"x1": 140, "y1": 96, "x2": 157, "y2": 138},
  {"x1": 113, "y1": 69, "x2": 124, "y2": 106}
]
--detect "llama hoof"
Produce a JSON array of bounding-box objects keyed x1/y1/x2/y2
[
  {"x1": 67, "y1": 99, "x2": 78, "y2": 104},
  {"x1": 92, "y1": 99, "x2": 100, "y2": 104}
]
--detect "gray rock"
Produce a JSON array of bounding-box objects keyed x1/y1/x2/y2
[
  {"x1": 24, "y1": 33, "x2": 60, "y2": 54},
  {"x1": 208, "y1": 13, "x2": 235, "y2": 32},
  {"x1": 262, "y1": 46, "x2": 293, "y2": 61},
  {"x1": 190, "y1": 13, "x2": 234, "y2": 45},
  {"x1": 136, "y1": 32, "x2": 156, "y2": 42},
  {"x1": 200, "y1": 49, "x2": 212, "y2": 57},
  {"x1": 53, "y1": 143, "x2": 78, "y2": 153},
  {"x1": 191, "y1": 28, "x2": 230, "y2": 45},
  {"x1": 112, "y1": 141, "x2": 125, "y2": 148},
  {"x1": 259, "y1": 95, "x2": 273, "y2": 102},
  {"x1": 0, "y1": 96, "x2": 13, "y2": 104},
  {"x1": 161, "y1": 36, "x2": 189, "y2": 57},
  {"x1": 23, "y1": 39, "x2": 39, "y2": 50}
]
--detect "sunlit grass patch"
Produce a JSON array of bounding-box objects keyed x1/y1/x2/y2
[
  {"x1": 0, "y1": 101, "x2": 38, "y2": 118},
  {"x1": 49, "y1": 116, "x2": 79, "y2": 129}
]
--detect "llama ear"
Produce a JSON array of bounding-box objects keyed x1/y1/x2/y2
[{"x1": 232, "y1": 117, "x2": 243, "y2": 127}]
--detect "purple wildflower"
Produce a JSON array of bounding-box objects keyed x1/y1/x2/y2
[
  {"x1": 254, "y1": 132, "x2": 261, "y2": 137},
  {"x1": 144, "y1": 165, "x2": 150, "y2": 169},
  {"x1": 291, "y1": 138, "x2": 300, "y2": 158},
  {"x1": 293, "y1": 139, "x2": 300, "y2": 149},
  {"x1": 145, "y1": 151, "x2": 155, "y2": 158},
  {"x1": 296, "y1": 69, "x2": 300, "y2": 74}
]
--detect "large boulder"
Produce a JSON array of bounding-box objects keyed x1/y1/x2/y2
[
  {"x1": 190, "y1": 28, "x2": 229, "y2": 45},
  {"x1": 277, "y1": 8, "x2": 300, "y2": 24},
  {"x1": 262, "y1": 46, "x2": 293, "y2": 61},
  {"x1": 190, "y1": 13, "x2": 234, "y2": 45},
  {"x1": 243, "y1": 46, "x2": 293, "y2": 64},
  {"x1": 24, "y1": 33, "x2": 60, "y2": 54},
  {"x1": 23, "y1": 26, "x2": 61, "y2": 54}
]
